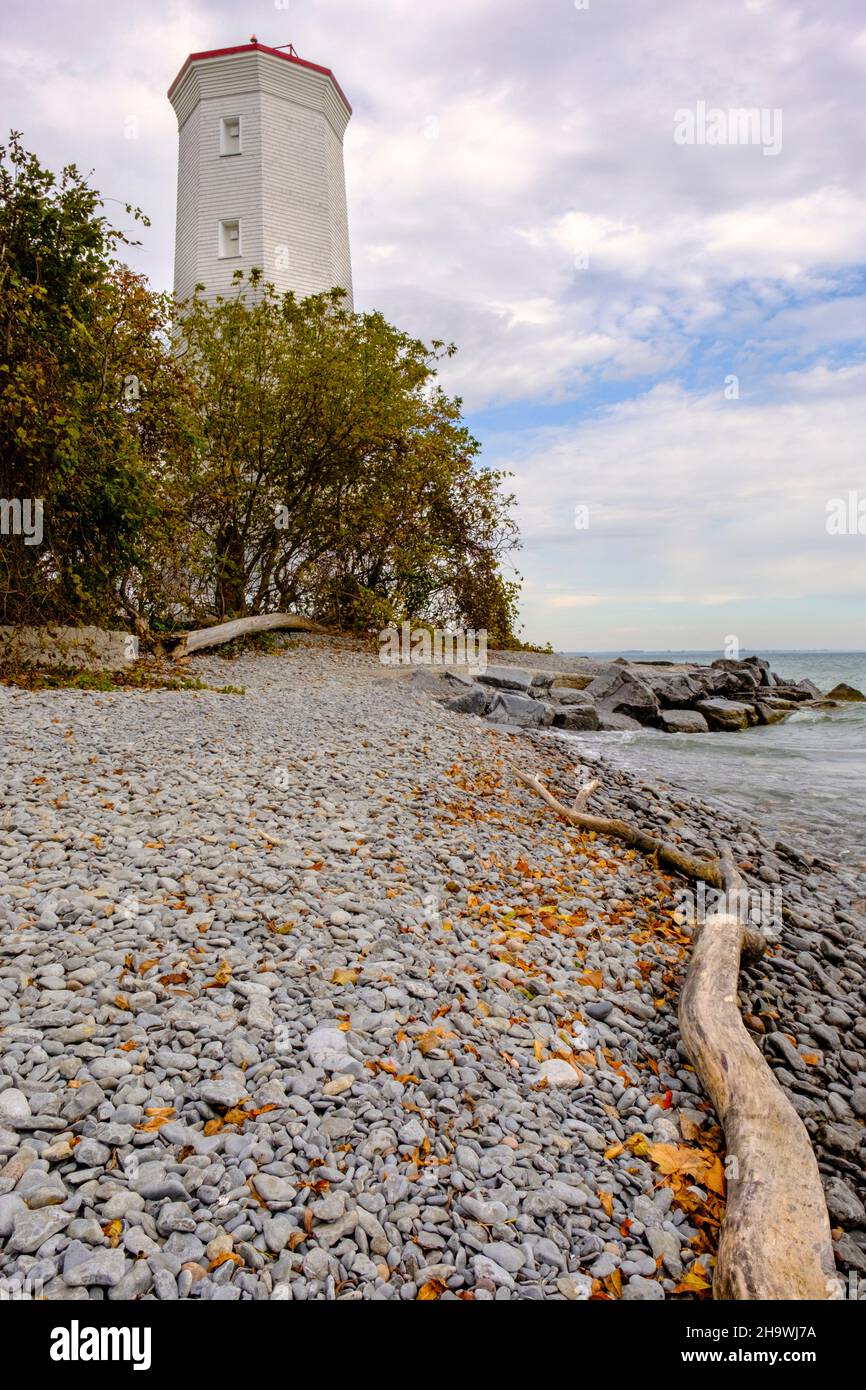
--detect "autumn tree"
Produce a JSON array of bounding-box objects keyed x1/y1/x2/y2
[
  {"x1": 0, "y1": 138, "x2": 521, "y2": 644},
  {"x1": 175, "y1": 273, "x2": 520, "y2": 639},
  {"x1": 0, "y1": 134, "x2": 189, "y2": 628}
]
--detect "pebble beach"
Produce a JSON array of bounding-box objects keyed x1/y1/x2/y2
[{"x1": 1, "y1": 633, "x2": 864, "y2": 1301}]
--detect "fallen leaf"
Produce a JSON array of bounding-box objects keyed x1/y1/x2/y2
[
  {"x1": 417, "y1": 1279, "x2": 446, "y2": 1300},
  {"x1": 102, "y1": 1219, "x2": 123, "y2": 1247},
  {"x1": 208, "y1": 1251, "x2": 243, "y2": 1272},
  {"x1": 203, "y1": 959, "x2": 232, "y2": 989},
  {"x1": 577, "y1": 969, "x2": 603, "y2": 990}
]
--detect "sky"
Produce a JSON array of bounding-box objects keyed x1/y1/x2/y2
[{"x1": 2, "y1": 0, "x2": 865, "y2": 651}]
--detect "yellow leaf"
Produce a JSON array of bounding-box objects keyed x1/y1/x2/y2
[
  {"x1": 625, "y1": 1133, "x2": 649, "y2": 1158},
  {"x1": 417, "y1": 1027, "x2": 453, "y2": 1055},
  {"x1": 101, "y1": 1219, "x2": 123, "y2": 1247},
  {"x1": 203, "y1": 959, "x2": 232, "y2": 988},
  {"x1": 331, "y1": 967, "x2": 360, "y2": 986},
  {"x1": 417, "y1": 1279, "x2": 446, "y2": 1300},
  {"x1": 134, "y1": 1108, "x2": 175, "y2": 1133},
  {"x1": 598, "y1": 1190, "x2": 614, "y2": 1218},
  {"x1": 647, "y1": 1141, "x2": 726, "y2": 1196}
]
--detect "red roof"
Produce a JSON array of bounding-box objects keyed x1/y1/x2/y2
[{"x1": 168, "y1": 41, "x2": 351, "y2": 114}]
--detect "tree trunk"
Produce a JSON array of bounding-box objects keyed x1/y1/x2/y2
[
  {"x1": 167, "y1": 612, "x2": 324, "y2": 656},
  {"x1": 679, "y1": 906, "x2": 837, "y2": 1300}
]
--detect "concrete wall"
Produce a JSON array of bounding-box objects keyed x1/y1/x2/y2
[{"x1": 0, "y1": 627, "x2": 139, "y2": 671}]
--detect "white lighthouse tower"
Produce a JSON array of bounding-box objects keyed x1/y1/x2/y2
[{"x1": 168, "y1": 39, "x2": 353, "y2": 308}]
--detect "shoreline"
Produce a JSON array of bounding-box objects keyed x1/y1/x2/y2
[
  {"x1": 516, "y1": 724, "x2": 866, "y2": 1279},
  {"x1": 0, "y1": 633, "x2": 864, "y2": 1299}
]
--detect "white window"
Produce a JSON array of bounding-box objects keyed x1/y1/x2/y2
[
  {"x1": 218, "y1": 219, "x2": 241, "y2": 258},
  {"x1": 220, "y1": 115, "x2": 242, "y2": 156}
]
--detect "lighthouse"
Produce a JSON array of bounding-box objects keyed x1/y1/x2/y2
[{"x1": 167, "y1": 40, "x2": 353, "y2": 308}]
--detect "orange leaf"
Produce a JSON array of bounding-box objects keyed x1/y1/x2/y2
[
  {"x1": 101, "y1": 1219, "x2": 123, "y2": 1247},
  {"x1": 208, "y1": 1251, "x2": 243, "y2": 1272},
  {"x1": 417, "y1": 1279, "x2": 446, "y2": 1300},
  {"x1": 577, "y1": 969, "x2": 603, "y2": 990}
]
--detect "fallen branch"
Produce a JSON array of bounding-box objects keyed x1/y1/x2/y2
[
  {"x1": 515, "y1": 769, "x2": 836, "y2": 1299},
  {"x1": 515, "y1": 770, "x2": 725, "y2": 890},
  {"x1": 166, "y1": 613, "x2": 324, "y2": 657},
  {"x1": 680, "y1": 851, "x2": 836, "y2": 1299}
]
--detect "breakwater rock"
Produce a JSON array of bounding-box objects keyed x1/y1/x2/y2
[{"x1": 410, "y1": 655, "x2": 859, "y2": 734}]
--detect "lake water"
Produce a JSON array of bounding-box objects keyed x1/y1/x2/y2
[{"x1": 557, "y1": 651, "x2": 866, "y2": 863}]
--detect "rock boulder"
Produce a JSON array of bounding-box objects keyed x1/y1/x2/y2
[
  {"x1": 695, "y1": 698, "x2": 757, "y2": 731},
  {"x1": 659, "y1": 709, "x2": 709, "y2": 734}
]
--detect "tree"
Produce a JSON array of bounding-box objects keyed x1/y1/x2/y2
[
  {"x1": 175, "y1": 273, "x2": 520, "y2": 638},
  {"x1": 0, "y1": 134, "x2": 188, "y2": 627},
  {"x1": 0, "y1": 137, "x2": 522, "y2": 645}
]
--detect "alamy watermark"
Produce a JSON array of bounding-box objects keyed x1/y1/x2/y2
[
  {"x1": 379, "y1": 621, "x2": 487, "y2": 675},
  {"x1": 0, "y1": 1273, "x2": 44, "y2": 1300},
  {"x1": 826, "y1": 490, "x2": 866, "y2": 536},
  {"x1": 674, "y1": 880, "x2": 783, "y2": 938},
  {"x1": 674, "y1": 101, "x2": 783, "y2": 157},
  {"x1": 49, "y1": 1320, "x2": 151, "y2": 1370},
  {"x1": 0, "y1": 497, "x2": 43, "y2": 545}
]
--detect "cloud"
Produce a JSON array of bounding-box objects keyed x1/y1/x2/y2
[
  {"x1": 2, "y1": 0, "x2": 864, "y2": 645},
  {"x1": 499, "y1": 363, "x2": 866, "y2": 647}
]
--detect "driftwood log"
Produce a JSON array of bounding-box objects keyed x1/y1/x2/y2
[
  {"x1": 516, "y1": 769, "x2": 836, "y2": 1300},
  {"x1": 515, "y1": 770, "x2": 726, "y2": 890},
  {"x1": 166, "y1": 613, "x2": 323, "y2": 657},
  {"x1": 679, "y1": 852, "x2": 836, "y2": 1299}
]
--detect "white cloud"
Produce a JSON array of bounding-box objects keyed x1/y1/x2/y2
[
  {"x1": 3, "y1": 0, "x2": 864, "y2": 644},
  {"x1": 500, "y1": 364, "x2": 866, "y2": 645}
]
